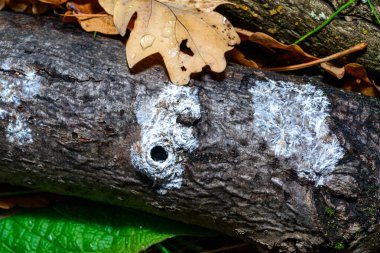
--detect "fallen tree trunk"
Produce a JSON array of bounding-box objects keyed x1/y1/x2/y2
[
  {"x1": 224, "y1": 0, "x2": 380, "y2": 79},
  {"x1": 1, "y1": 11, "x2": 380, "y2": 253}
]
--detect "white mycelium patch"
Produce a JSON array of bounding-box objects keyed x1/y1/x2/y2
[
  {"x1": 310, "y1": 11, "x2": 327, "y2": 21},
  {"x1": 0, "y1": 65, "x2": 40, "y2": 145},
  {"x1": 0, "y1": 70, "x2": 40, "y2": 106},
  {"x1": 0, "y1": 109, "x2": 8, "y2": 120},
  {"x1": 249, "y1": 80, "x2": 345, "y2": 186},
  {"x1": 6, "y1": 115, "x2": 33, "y2": 145},
  {"x1": 131, "y1": 84, "x2": 201, "y2": 194}
]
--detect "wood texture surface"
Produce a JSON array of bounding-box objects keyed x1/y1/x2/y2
[
  {"x1": 225, "y1": 0, "x2": 380, "y2": 79},
  {"x1": 0, "y1": 11, "x2": 380, "y2": 252}
]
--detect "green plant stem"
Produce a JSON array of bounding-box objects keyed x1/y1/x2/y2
[
  {"x1": 294, "y1": 0, "x2": 357, "y2": 44},
  {"x1": 367, "y1": 0, "x2": 380, "y2": 26},
  {"x1": 157, "y1": 243, "x2": 171, "y2": 253}
]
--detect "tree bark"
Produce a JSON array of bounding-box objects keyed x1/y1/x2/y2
[
  {"x1": 224, "y1": 0, "x2": 380, "y2": 79},
  {"x1": 1, "y1": 11, "x2": 380, "y2": 253}
]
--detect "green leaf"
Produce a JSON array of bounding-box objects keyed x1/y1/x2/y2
[{"x1": 0, "y1": 199, "x2": 211, "y2": 253}]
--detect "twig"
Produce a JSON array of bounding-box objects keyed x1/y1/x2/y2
[{"x1": 264, "y1": 42, "x2": 367, "y2": 71}]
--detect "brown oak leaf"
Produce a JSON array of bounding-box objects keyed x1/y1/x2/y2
[{"x1": 99, "y1": 0, "x2": 240, "y2": 84}]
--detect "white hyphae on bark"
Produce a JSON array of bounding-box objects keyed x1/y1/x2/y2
[
  {"x1": 131, "y1": 84, "x2": 201, "y2": 194},
  {"x1": 249, "y1": 80, "x2": 345, "y2": 186},
  {"x1": 0, "y1": 63, "x2": 40, "y2": 145}
]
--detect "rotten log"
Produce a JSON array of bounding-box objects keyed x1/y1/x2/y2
[
  {"x1": 224, "y1": 0, "x2": 380, "y2": 79},
  {"x1": 1, "y1": 11, "x2": 380, "y2": 253}
]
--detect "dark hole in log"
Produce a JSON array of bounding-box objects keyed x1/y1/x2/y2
[{"x1": 150, "y1": 146, "x2": 168, "y2": 162}]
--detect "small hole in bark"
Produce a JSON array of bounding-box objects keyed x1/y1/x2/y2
[
  {"x1": 176, "y1": 115, "x2": 200, "y2": 127},
  {"x1": 72, "y1": 132, "x2": 78, "y2": 139},
  {"x1": 150, "y1": 146, "x2": 168, "y2": 162}
]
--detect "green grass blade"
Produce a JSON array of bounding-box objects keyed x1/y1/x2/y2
[
  {"x1": 294, "y1": 0, "x2": 357, "y2": 44},
  {"x1": 366, "y1": 0, "x2": 380, "y2": 25}
]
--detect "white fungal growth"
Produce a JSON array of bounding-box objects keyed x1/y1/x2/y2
[
  {"x1": 131, "y1": 84, "x2": 201, "y2": 194},
  {"x1": 1, "y1": 59, "x2": 11, "y2": 71},
  {"x1": 310, "y1": 11, "x2": 327, "y2": 21},
  {"x1": 6, "y1": 115, "x2": 33, "y2": 145},
  {"x1": 249, "y1": 80, "x2": 345, "y2": 186},
  {"x1": 0, "y1": 65, "x2": 40, "y2": 145},
  {"x1": 0, "y1": 109, "x2": 8, "y2": 120},
  {"x1": 0, "y1": 69, "x2": 41, "y2": 105}
]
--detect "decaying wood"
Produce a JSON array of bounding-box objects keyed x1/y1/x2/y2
[
  {"x1": 225, "y1": 0, "x2": 380, "y2": 79},
  {"x1": 1, "y1": 12, "x2": 380, "y2": 253}
]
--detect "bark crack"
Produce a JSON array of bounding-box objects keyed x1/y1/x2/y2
[{"x1": 33, "y1": 64, "x2": 103, "y2": 83}]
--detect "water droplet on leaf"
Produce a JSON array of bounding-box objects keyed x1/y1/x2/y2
[
  {"x1": 169, "y1": 49, "x2": 178, "y2": 57},
  {"x1": 140, "y1": 34, "x2": 156, "y2": 49}
]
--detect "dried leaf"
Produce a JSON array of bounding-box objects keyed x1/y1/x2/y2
[
  {"x1": 100, "y1": 0, "x2": 230, "y2": 15},
  {"x1": 343, "y1": 63, "x2": 379, "y2": 95},
  {"x1": 0, "y1": 0, "x2": 50, "y2": 14},
  {"x1": 234, "y1": 27, "x2": 254, "y2": 39},
  {"x1": 234, "y1": 29, "x2": 370, "y2": 85},
  {"x1": 361, "y1": 86, "x2": 377, "y2": 97},
  {"x1": 30, "y1": 0, "x2": 49, "y2": 14},
  {"x1": 342, "y1": 78, "x2": 379, "y2": 97},
  {"x1": 320, "y1": 62, "x2": 345, "y2": 79},
  {"x1": 39, "y1": 0, "x2": 67, "y2": 5},
  {"x1": 66, "y1": 0, "x2": 102, "y2": 14},
  {"x1": 75, "y1": 14, "x2": 119, "y2": 34},
  {"x1": 0, "y1": 0, "x2": 5, "y2": 10},
  {"x1": 249, "y1": 32, "x2": 318, "y2": 64},
  {"x1": 344, "y1": 63, "x2": 372, "y2": 84},
  {"x1": 6, "y1": 0, "x2": 29, "y2": 12},
  {"x1": 64, "y1": 1, "x2": 118, "y2": 35},
  {"x1": 160, "y1": 0, "x2": 230, "y2": 12},
  {"x1": 99, "y1": 0, "x2": 240, "y2": 84},
  {"x1": 227, "y1": 48, "x2": 258, "y2": 68}
]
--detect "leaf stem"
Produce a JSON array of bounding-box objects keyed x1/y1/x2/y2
[
  {"x1": 294, "y1": 0, "x2": 357, "y2": 44},
  {"x1": 264, "y1": 42, "x2": 367, "y2": 71}
]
